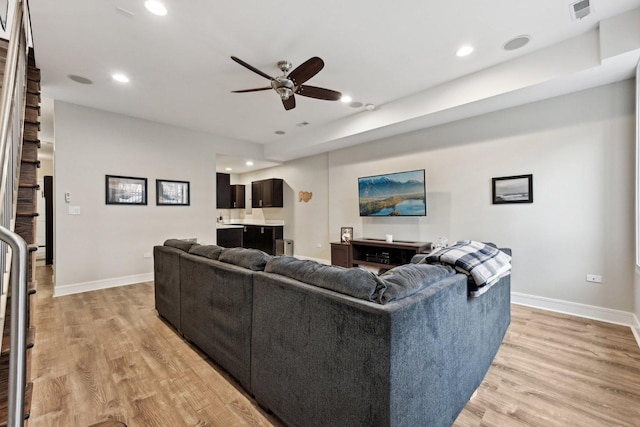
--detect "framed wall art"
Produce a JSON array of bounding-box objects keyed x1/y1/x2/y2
[
  {"x1": 105, "y1": 175, "x2": 147, "y2": 205},
  {"x1": 340, "y1": 227, "x2": 353, "y2": 243},
  {"x1": 156, "y1": 179, "x2": 190, "y2": 206},
  {"x1": 492, "y1": 174, "x2": 533, "y2": 204}
]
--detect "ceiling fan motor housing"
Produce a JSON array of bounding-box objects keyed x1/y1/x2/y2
[{"x1": 272, "y1": 77, "x2": 295, "y2": 100}]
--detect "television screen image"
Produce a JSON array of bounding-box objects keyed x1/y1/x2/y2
[{"x1": 358, "y1": 169, "x2": 426, "y2": 216}]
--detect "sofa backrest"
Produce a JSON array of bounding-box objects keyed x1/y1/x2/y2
[{"x1": 264, "y1": 256, "x2": 457, "y2": 304}]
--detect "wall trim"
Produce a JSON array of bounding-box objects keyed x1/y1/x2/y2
[
  {"x1": 632, "y1": 314, "x2": 640, "y2": 348},
  {"x1": 54, "y1": 273, "x2": 154, "y2": 297},
  {"x1": 512, "y1": 292, "x2": 640, "y2": 348}
]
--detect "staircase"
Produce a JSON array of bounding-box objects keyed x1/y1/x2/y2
[{"x1": 0, "y1": 1, "x2": 40, "y2": 425}]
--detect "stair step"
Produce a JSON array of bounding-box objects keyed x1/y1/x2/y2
[
  {"x1": 27, "y1": 67, "x2": 40, "y2": 82},
  {"x1": 15, "y1": 211, "x2": 38, "y2": 218},
  {"x1": 23, "y1": 123, "x2": 39, "y2": 142},
  {"x1": 1, "y1": 327, "x2": 35, "y2": 357},
  {"x1": 0, "y1": 353, "x2": 33, "y2": 426},
  {"x1": 14, "y1": 218, "x2": 35, "y2": 244},
  {"x1": 26, "y1": 79, "x2": 40, "y2": 94},
  {"x1": 18, "y1": 183, "x2": 39, "y2": 190},
  {"x1": 18, "y1": 163, "x2": 38, "y2": 187},
  {"x1": 17, "y1": 187, "x2": 37, "y2": 206},
  {"x1": 26, "y1": 93, "x2": 40, "y2": 108}
]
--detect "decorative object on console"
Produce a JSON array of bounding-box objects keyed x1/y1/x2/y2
[
  {"x1": 358, "y1": 169, "x2": 426, "y2": 216},
  {"x1": 105, "y1": 175, "x2": 147, "y2": 205},
  {"x1": 298, "y1": 191, "x2": 312, "y2": 202},
  {"x1": 492, "y1": 174, "x2": 533, "y2": 204},
  {"x1": 340, "y1": 227, "x2": 353, "y2": 243},
  {"x1": 156, "y1": 179, "x2": 190, "y2": 206}
]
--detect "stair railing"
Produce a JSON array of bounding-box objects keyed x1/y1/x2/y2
[{"x1": 0, "y1": 0, "x2": 30, "y2": 425}]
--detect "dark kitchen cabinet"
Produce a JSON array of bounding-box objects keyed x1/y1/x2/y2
[
  {"x1": 231, "y1": 184, "x2": 245, "y2": 209},
  {"x1": 217, "y1": 227, "x2": 243, "y2": 248},
  {"x1": 251, "y1": 178, "x2": 283, "y2": 208},
  {"x1": 216, "y1": 173, "x2": 231, "y2": 208},
  {"x1": 242, "y1": 225, "x2": 283, "y2": 255}
]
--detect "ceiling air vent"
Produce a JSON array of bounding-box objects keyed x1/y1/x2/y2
[{"x1": 570, "y1": 0, "x2": 591, "y2": 20}]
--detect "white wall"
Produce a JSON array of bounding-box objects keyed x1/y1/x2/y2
[
  {"x1": 235, "y1": 154, "x2": 330, "y2": 261},
  {"x1": 328, "y1": 80, "x2": 635, "y2": 313},
  {"x1": 53, "y1": 101, "x2": 262, "y2": 295}
]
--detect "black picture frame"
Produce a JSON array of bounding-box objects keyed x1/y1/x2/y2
[
  {"x1": 156, "y1": 179, "x2": 190, "y2": 206},
  {"x1": 492, "y1": 174, "x2": 533, "y2": 204},
  {"x1": 105, "y1": 175, "x2": 147, "y2": 205},
  {"x1": 0, "y1": 0, "x2": 8, "y2": 31},
  {"x1": 340, "y1": 227, "x2": 353, "y2": 243}
]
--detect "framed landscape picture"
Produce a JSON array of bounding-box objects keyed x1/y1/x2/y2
[
  {"x1": 156, "y1": 179, "x2": 190, "y2": 206},
  {"x1": 492, "y1": 174, "x2": 533, "y2": 204},
  {"x1": 105, "y1": 175, "x2": 147, "y2": 205}
]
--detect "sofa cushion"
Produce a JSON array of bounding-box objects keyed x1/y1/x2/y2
[
  {"x1": 218, "y1": 247, "x2": 271, "y2": 271},
  {"x1": 164, "y1": 238, "x2": 196, "y2": 252},
  {"x1": 188, "y1": 244, "x2": 226, "y2": 260},
  {"x1": 377, "y1": 263, "x2": 456, "y2": 304},
  {"x1": 265, "y1": 256, "x2": 382, "y2": 302}
]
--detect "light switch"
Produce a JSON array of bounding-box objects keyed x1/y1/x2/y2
[
  {"x1": 65, "y1": 192, "x2": 71, "y2": 203},
  {"x1": 68, "y1": 206, "x2": 81, "y2": 215}
]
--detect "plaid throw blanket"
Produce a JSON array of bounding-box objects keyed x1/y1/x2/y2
[{"x1": 423, "y1": 240, "x2": 511, "y2": 297}]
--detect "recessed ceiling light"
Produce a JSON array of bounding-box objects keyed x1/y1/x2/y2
[
  {"x1": 246, "y1": 161, "x2": 254, "y2": 166},
  {"x1": 275, "y1": 130, "x2": 286, "y2": 135},
  {"x1": 503, "y1": 35, "x2": 531, "y2": 51},
  {"x1": 456, "y1": 46, "x2": 474, "y2": 57},
  {"x1": 340, "y1": 95, "x2": 352, "y2": 103},
  {"x1": 349, "y1": 101, "x2": 363, "y2": 108},
  {"x1": 365, "y1": 104, "x2": 376, "y2": 111},
  {"x1": 225, "y1": 167, "x2": 232, "y2": 171},
  {"x1": 112, "y1": 73, "x2": 130, "y2": 83},
  {"x1": 144, "y1": 0, "x2": 167, "y2": 16},
  {"x1": 68, "y1": 74, "x2": 93, "y2": 85},
  {"x1": 296, "y1": 121, "x2": 310, "y2": 127}
]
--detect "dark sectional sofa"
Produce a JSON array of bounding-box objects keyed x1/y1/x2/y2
[{"x1": 153, "y1": 239, "x2": 511, "y2": 427}]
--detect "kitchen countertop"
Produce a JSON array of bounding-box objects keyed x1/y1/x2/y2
[
  {"x1": 228, "y1": 220, "x2": 285, "y2": 226},
  {"x1": 216, "y1": 224, "x2": 244, "y2": 229}
]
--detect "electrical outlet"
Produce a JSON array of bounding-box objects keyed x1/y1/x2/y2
[{"x1": 586, "y1": 274, "x2": 602, "y2": 283}]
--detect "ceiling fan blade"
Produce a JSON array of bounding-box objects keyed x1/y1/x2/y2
[
  {"x1": 288, "y1": 57, "x2": 324, "y2": 86},
  {"x1": 231, "y1": 87, "x2": 272, "y2": 93},
  {"x1": 282, "y1": 95, "x2": 296, "y2": 111},
  {"x1": 231, "y1": 56, "x2": 275, "y2": 81},
  {"x1": 296, "y1": 85, "x2": 342, "y2": 101}
]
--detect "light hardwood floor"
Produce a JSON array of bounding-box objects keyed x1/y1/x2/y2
[{"x1": 29, "y1": 266, "x2": 640, "y2": 427}]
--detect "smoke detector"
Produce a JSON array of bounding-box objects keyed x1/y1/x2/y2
[{"x1": 570, "y1": 0, "x2": 591, "y2": 20}]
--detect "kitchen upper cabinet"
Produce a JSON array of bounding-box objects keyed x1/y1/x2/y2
[
  {"x1": 231, "y1": 184, "x2": 245, "y2": 209},
  {"x1": 216, "y1": 173, "x2": 231, "y2": 208},
  {"x1": 251, "y1": 178, "x2": 283, "y2": 208}
]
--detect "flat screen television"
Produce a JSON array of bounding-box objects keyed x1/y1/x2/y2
[{"x1": 358, "y1": 169, "x2": 426, "y2": 216}]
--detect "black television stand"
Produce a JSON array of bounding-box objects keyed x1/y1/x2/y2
[{"x1": 347, "y1": 238, "x2": 432, "y2": 270}]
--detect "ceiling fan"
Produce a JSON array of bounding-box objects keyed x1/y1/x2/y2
[{"x1": 230, "y1": 56, "x2": 342, "y2": 111}]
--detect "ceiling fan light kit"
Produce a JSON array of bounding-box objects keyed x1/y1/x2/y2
[{"x1": 231, "y1": 56, "x2": 342, "y2": 111}]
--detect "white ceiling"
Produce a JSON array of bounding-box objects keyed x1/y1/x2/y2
[{"x1": 27, "y1": 0, "x2": 640, "y2": 171}]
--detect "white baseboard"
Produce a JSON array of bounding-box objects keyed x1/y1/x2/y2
[
  {"x1": 632, "y1": 314, "x2": 640, "y2": 348},
  {"x1": 54, "y1": 272, "x2": 154, "y2": 297},
  {"x1": 512, "y1": 292, "x2": 640, "y2": 348}
]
